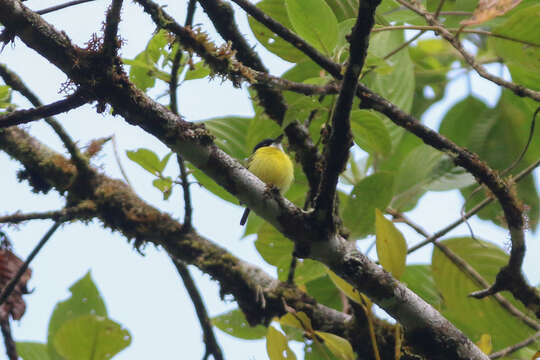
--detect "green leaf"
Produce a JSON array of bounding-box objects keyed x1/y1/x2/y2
[
  {"x1": 126, "y1": 148, "x2": 163, "y2": 175},
  {"x1": 325, "y1": 268, "x2": 362, "y2": 304},
  {"x1": 375, "y1": 209, "x2": 406, "y2": 280},
  {"x1": 152, "y1": 177, "x2": 173, "y2": 200},
  {"x1": 279, "y1": 312, "x2": 313, "y2": 331},
  {"x1": 432, "y1": 237, "x2": 536, "y2": 351},
  {"x1": 160, "y1": 152, "x2": 173, "y2": 171},
  {"x1": 283, "y1": 96, "x2": 324, "y2": 129},
  {"x1": 16, "y1": 342, "x2": 50, "y2": 360},
  {"x1": 285, "y1": 0, "x2": 338, "y2": 55},
  {"x1": 305, "y1": 275, "x2": 342, "y2": 311},
  {"x1": 48, "y1": 272, "x2": 107, "y2": 360},
  {"x1": 401, "y1": 265, "x2": 442, "y2": 309},
  {"x1": 439, "y1": 94, "x2": 540, "y2": 229},
  {"x1": 248, "y1": 0, "x2": 307, "y2": 63},
  {"x1": 391, "y1": 145, "x2": 474, "y2": 211},
  {"x1": 350, "y1": 110, "x2": 392, "y2": 156},
  {"x1": 187, "y1": 164, "x2": 237, "y2": 204},
  {"x1": 0, "y1": 85, "x2": 13, "y2": 109},
  {"x1": 266, "y1": 326, "x2": 297, "y2": 360},
  {"x1": 124, "y1": 55, "x2": 158, "y2": 91},
  {"x1": 184, "y1": 62, "x2": 211, "y2": 81},
  {"x1": 324, "y1": 0, "x2": 357, "y2": 21},
  {"x1": 53, "y1": 315, "x2": 131, "y2": 360},
  {"x1": 342, "y1": 172, "x2": 394, "y2": 239},
  {"x1": 315, "y1": 331, "x2": 355, "y2": 360},
  {"x1": 364, "y1": 30, "x2": 415, "y2": 113},
  {"x1": 202, "y1": 116, "x2": 251, "y2": 160},
  {"x1": 212, "y1": 309, "x2": 267, "y2": 340}
]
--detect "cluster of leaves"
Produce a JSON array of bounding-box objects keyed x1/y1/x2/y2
[
  {"x1": 122, "y1": 0, "x2": 540, "y2": 358},
  {"x1": 16, "y1": 273, "x2": 131, "y2": 360}
]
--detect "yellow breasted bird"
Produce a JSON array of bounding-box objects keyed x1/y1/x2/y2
[{"x1": 240, "y1": 135, "x2": 294, "y2": 226}]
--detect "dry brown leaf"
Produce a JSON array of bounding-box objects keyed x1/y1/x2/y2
[
  {"x1": 461, "y1": 0, "x2": 522, "y2": 26},
  {"x1": 0, "y1": 241, "x2": 31, "y2": 321}
]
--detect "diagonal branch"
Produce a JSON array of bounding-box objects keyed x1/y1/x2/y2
[
  {"x1": 0, "y1": 2, "x2": 493, "y2": 357},
  {"x1": 102, "y1": 0, "x2": 123, "y2": 62},
  {"x1": 171, "y1": 259, "x2": 224, "y2": 360},
  {"x1": 395, "y1": 0, "x2": 540, "y2": 102},
  {"x1": 0, "y1": 92, "x2": 87, "y2": 128},
  {"x1": 313, "y1": 0, "x2": 381, "y2": 226}
]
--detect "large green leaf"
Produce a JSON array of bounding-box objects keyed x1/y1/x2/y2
[
  {"x1": 48, "y1": 272, "x2": 107, "y2": 360},
  {"x1": 439, "y1": 94, "x2": 540, "y2": 229},
  {"x1": 187, "y1": 164, "x2": 237, "y2": 204},
  {"x1": 490, "y1": 3, "x2": 540, "y2": 90},
  {"x1": 305, "y1": 275, "x2": 342, "y2": 311},
  {"x1": 202, "y1": 116, "x2": 251, "y2": 160},
  {"x1": 212, "y1": 309, "x2": 267, "y2": 340},
  {"x1": 401, "y1": 265, "x2": 442, "y2": 309},
  {"x1": 363, "y1": 30, "x2": 415, "y2": 114},
  {"x1": 350, "y1": 110, "x2": 392, "y2": 157},
  {"x1": 324, "y1": 0, "x2": 357, "y2": 21},
  {"x1": 53, "y1": 315, "x2": 131, "y2": 360},
  {"x1": 17, "y1": 342, "x2": 50, "y2": 360},
  {"x1": 285, "y1": 0, "x2": 338, "y2": 55},
  {"x1": 391, "y1": 145, "x2": 475, "y2": 211},
  {"x1": 248, "y1": 0, "x2": 307, "y2": 63},
  {"x1": 432, "y1": 237, "x2": 536, "y2": 351},
  {"x1": 255, "y1": 223, "x2": 325, "y2": 282},
  {"x1": 342, "y1": 172, "x2": 394, "y2": 239}
]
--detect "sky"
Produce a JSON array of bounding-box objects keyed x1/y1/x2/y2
[{"x1": 0, "y1": 0, "x2": 539, "y2": 359}]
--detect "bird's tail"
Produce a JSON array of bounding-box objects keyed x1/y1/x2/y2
[{"x1": 240, "y1": 208, "x2": 251, "y2": 226}]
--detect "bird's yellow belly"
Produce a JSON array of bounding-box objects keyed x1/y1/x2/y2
[{"x1": 248, "y1": 147, "x2": 294, "y2": 193}]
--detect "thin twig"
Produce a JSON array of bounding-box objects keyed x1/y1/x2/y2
[
  {"x1": 178, "y1": 155, "x2": 192, "y2": 231},
  {"x1": 111, "y1": 135, "x2": 133, "y2": 187},
  {"x1": 36, "y1": 0, "x2": 96, "y2": 15},
  {"x1": 171, "y1": 259, "x2": 224, "y2": 360},
  {"x1": 372, "y1": 25, "x2": 540, "y2": 48},
  {"x1": 184, "y1": 0, "x2": 196, "y2": 27},
  {"x1": 394, "y1": 0, "x2": 540, "y2": 101},
  {"x1": 0, "y1": 92, "x2": 87, "y2": 128},
  {"x1": 0, "y1": 318, "x2": 17, "y2": 360},
  {"x1": 433, "y1": 0, "x2": 446, "y2": 19},
  {"x1": 0, "y1": 203, "x2": 96, "y2": 225},
  {"x1": 0, "y1": 222, "x2": 62, "y2": 306},
  {"x1": 489, "y1": 331, "x2": 540, "y2": 359},
  {"x1": 407, "y1": 157, "x2": 540, "y2": 254}
]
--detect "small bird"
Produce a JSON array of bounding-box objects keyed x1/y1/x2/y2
[{"x1": 240, "y1": 134, "x2": 294, "y2": 226}]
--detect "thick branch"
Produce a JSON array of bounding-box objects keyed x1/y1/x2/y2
[
  {"x1": 0, "y1": 93, "x2": 87, "y2": 128},
  {"x1": 313, "y1": 0, "x2": 381, "y2": 225},
  {"x1": 0, "y1": 2, "x2": 493, "y2": 357},
  {"x1": 102, "y1": 0, "x2": 123, "y2": 61}
]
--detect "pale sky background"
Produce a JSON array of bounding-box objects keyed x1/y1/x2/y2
[{"x1": 0, "y1": 0, "x2": 539, "y2": 359}]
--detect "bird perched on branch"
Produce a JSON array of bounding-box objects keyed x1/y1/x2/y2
[{"x1": 240, "y1": 134, "x2": 294, "y2": 226}]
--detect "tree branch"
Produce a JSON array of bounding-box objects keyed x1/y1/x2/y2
[
  {"x1": 0, "y1": 203, "x2": 97, "y2": 225},
  {"x1": 102, "y1": 0, "x2": 123, "y2": 62},
  {"x1": 172, "y1": 259, "x2": 224, "y2": 360},
  {"x1": 0, "y1": 2, "x2": 494, "y2": 357},
  {"x1": 489, "y1": 330, "x2": 540, "y2": 359},
  {"x1": 36, "y1": 0, "x2": 96, "y2": 15},
  {"x1": 0, "y1": 221, "x2": 61, "y2": 306},
  {"x1": 0, "y1": 92, "x2": 87, "y2": 128},
  {"x1": 0, "y1": 318, "x2": 17, "y2": 360},
  {"x1": 313, "y1": 0, "x2": 381, "y2": 226},
  {"x1": 395, "y1": 0, "x2": 540, "y2": 102}
]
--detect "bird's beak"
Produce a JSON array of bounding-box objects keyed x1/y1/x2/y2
[{"x1": 274, "y1": 134, "x2": 284, "y2": 143}]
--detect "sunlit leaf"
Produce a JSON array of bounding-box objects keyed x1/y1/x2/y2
[
  {"x1": 375, "y1": 209, "x2": 406, "y2": 280},
  {"x1": 47, "y1": 272, "x2": 107, "y2": 360},
  {"x1": 325, "y1": 268, "x2": 363, "y2": 304},
  {"x1": 266, "y1": 326, "x2": 297, "y2": 360},
  {"x1": 432, "y1": 237, "x2": 536, "y2": 351},
  {"x1": 53, "y1": 315, "x2": 131, "y2": 360},
  {"x1": 476, "y1": 334, "x2": 493, "y2": 355},
  {"x1": 285, "y1": 0, "x2": 338, "y2": 55},
  {"x1": 16, "y1": 342, "x2": 50, "y2": 360},
  {"x1": 126, "y1": 148, "x2": 163, "y2": 175},
  {"x1": 184, "y1": 61, "x2": 211, "y2": 81},
  {"x1": 212, "y1": 309, "x2": 267, "y2": 340},
  {"x1": 315, "y1": 331, "x2": 355, "y2": 360},
  {"x1": 248, "y1": 0, "x2": 307, "y2": 62}
]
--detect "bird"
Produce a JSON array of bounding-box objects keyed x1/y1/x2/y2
[{"x1": 240, "y1": 134, "x2": 294, "y2": 226}]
